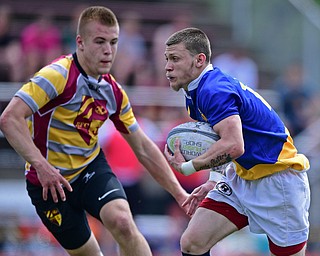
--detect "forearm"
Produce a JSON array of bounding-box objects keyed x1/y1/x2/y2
[
  {"x1": 123, "y1": 129, "x2": 186, "y2": 200},
  {"x1": 193, "y1": 146, "x2": 232, "y2": 171},
  {"x1": 139, "y1": 142, "x2": 186, "y2": 200},
  {"x1": 0, "y1": 115, "x2": 46, "y2": 167}
]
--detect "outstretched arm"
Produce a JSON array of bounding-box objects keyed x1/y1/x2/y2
[{"x1": 122, "y1": 128, "x2": 189, "y2": 212}]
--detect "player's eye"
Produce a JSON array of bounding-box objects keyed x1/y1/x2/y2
[
  {"x1": 96, "y1": 40, "x2": 105, "y2": 45},
  {"x1": 172, "y1": 56, "x2": 179, "y2": 62},
  {"x1": 110, "y1": 39, "x2": 118, "y2": 45}
]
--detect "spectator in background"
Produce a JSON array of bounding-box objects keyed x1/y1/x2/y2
[
  {"x1": 0, "y1": 5, "x2": 12, "y2": 60},
  {"x1": 0, "y1": 5, "x2": 18, "y2": 82},
  {"x1": 152, "y1": 12, "x2": 192, "y2": 87},
  {"x1": 0, "y1": 5, "x2": 12, "y2": 50},
  {"x1": 213, "y1": 46, "x2": 259, "y2": 89},
  {"x1": 62, "y1": 4, "x2": 88, "y2": 53},
  {"x1": 272, "y1": 62, "x2": 313, "y2": 137},
  {"x1": 20, "y1": 11, "x2": 62, "y2": 79},
  {"x1": 111, "y1": 11, "x2": 148, "y2": 86}
]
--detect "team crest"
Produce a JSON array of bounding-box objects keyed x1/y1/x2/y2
[
  {"x1": 74, "y1": 96, "x2": 108, "y2": 145},
  {"x1": 216, "y1": 182, "x2": 232, "y2": 196},
  {"x1": 44, "y1": 208, "x2": 62, "y2": 226}
]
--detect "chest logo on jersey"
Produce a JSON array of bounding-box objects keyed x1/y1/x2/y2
[{"x1": 74, "y1": 96, "x2": 108, "y2": 145}]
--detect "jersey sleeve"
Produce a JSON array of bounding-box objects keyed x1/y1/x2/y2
[
  {"x1": 199, "y1": 79, "x2": 241, "y2": 126},
  {"x1": 107, "y1": 76, "x2": 139, "y2": 134},
  {"x1": 116, "y1": 87, "x2": 139, "y2": 134},
  {"x1": 15, "y1": 57, "x2": 70, "y2": 113}
]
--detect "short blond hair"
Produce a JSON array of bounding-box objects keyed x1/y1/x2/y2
[{"x1": 77, "y1": 6, "x2": 118, "y2": 36}]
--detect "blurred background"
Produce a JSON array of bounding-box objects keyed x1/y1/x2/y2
[{"x1": 0, "y1": 0, "x2": 320, "y2": 255}]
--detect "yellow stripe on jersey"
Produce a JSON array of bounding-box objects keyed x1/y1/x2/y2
[
  {"x1": 20, "y1": 82, "x2": 50, "y2": 110},
  {"x1": 119, "y1": 88, "x2": 137, "y2": 133},
  {"x1": 48, "y1": 147, "x2": 100, "y2": 171},
  {"x1": 235, "y1": 132, "x2": 309, "y2": 180},
  {"x1": 64, "y1": 168, "x2": 85, "y2": 182},
  {"x1": 21, "y1": 59, "x2": 70, "y2": 111},
  {"x1": 48, "y1": 127, "x2": 91, "y2": 149},
  {"x1": 51, "y1": 107, "x2": 75, "y2": 126},
  {"x1": 38, "y1": 61, "x2": 69, "y2": 95},
  {"x1": 234, "y1": 152, "x2": 310, "y2": 180}
]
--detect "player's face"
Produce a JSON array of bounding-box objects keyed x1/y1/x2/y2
[
  {"x1": 165, "y1": 43, "x2": 199, "y2": 91},
  {"x1": 76, "y1": 21, "x2": 119, "y2": 79}
]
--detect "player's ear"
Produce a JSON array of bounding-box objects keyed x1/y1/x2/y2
[
  {"x1": 195, "y1": 53, "x2": 206, "y2": 67},
  {"x1": 76, "y1": 35, "x2": 84, "y2": 51}
]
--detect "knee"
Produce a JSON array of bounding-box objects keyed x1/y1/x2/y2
[
  {"x1": 180, "y1": 230, "x2": 211, "y2": 254},
  {"x1": 114, "y1": 213, "x2": 137, "y2": 236},
  {"x1": 101, "y1": 203, "x2": 138, "y2": 239}
]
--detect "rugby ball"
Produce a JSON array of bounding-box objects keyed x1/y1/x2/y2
[{"x1": 166, "y1": 121, "x2": 220, "y2": 161}]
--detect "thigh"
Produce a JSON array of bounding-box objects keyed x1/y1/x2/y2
[
  {"x1": 80, "y1": 150, "x2": 127, "y2": 220},
  {"x1": 183, "y1": 206, "x2": 239, "y2": 248},
  {"x1": 244, "y1": 170, "x2": 310, "y2": 247},
  {"x1": 66, "y1": 232, "x2": 102, "y2": 256},
  {"x1": 26, "y1": 180, "x2": 91, "y2": 250}
]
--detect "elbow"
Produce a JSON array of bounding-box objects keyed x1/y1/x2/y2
[
  {"x1": 230, "y1": 143, "x2": 245, "y2": 159},
  {"x1": 0, "y1": 111, "x2": 12, "y2": 134},
  {"x1": 0, "y1": 113, "x2": 6, "y2": 133}
]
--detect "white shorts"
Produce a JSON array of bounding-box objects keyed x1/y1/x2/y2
[{"x1": 206, "y1": 163, "x2": 310, "y2": 247}]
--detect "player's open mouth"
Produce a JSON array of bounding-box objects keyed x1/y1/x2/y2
[{"x1": 166, "y1": 76, "x2": 175, "y2": 81}]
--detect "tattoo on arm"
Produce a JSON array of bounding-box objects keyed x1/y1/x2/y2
[{"x1": 199, "y1": 153, "x2": 232, "y2": 170}]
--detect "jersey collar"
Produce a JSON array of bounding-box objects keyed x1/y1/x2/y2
[
  {"x1": 187, "y1": 64, "x2": 213, "y2": 92},
  {"x1": 72, "y1": 52, "x2": 102, "y2": 82}
]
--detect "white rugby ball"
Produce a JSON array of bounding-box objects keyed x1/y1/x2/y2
[{"x1": 166, "y1": 121, "x2": 220, "y2": 161}]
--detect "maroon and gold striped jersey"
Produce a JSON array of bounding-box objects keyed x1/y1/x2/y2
[{"x1": 15, "y1": 54, "x2": 138, "y2": 185}]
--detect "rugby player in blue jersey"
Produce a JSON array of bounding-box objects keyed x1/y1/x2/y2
[
  {"x1": 164, "y1": 27, "x2": 310, "y2": 256},
  {"x1": 0, "y1": 6, "x2": 189, "y2": 256}
]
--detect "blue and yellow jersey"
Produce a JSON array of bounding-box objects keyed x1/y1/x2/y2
[
  {"x1": 185, "y1": 64, "x2": 309, "y2": 180},
  {"x1": 15, "y1": 54, "x2": 138, "y2": 185}
]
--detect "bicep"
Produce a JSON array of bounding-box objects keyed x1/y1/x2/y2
[
  {"x1": 213, "y1": 115, "x2": 244, "y2": 148},
  {"x1": 3, "y1": 96, "x2": 33, "y2": 119},
  {"x1": 121, "y1": 128, "x2": 146, "y2": 153},
  {"x1": 121, "y1": 128, "x2": 157, "y2": 158}
]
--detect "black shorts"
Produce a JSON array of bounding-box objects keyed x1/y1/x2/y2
[{"x1": 26, "y1": 150, "x2": 127, "y2": 250}]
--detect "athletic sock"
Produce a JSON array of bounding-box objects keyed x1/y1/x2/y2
[{"x1": 182, "y1": 251, "x2": 210, "y2": 256}]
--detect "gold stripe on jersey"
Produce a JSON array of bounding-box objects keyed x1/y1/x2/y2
[
  {"x1": 38, "y1": 64, "x2": 68, "y2": 95},
  {"x1": 48, "y1": 127, "x2": 91, "y2": 149},
  {"x1": 20, "y1": 82, "x2": 50, "y2": 110},
  {"x1": 80, "y1": 96, "x2": 94, "y2": 116},
  {"x1": 234, "y1": 133, "x2": 309, "y2": 180},
  {"x1": 51, "y1": 107, "x2": 75, "y2": 126},
  {"x1": 21, "y1": 61, "x2": 69, "y2": 111},
  {"x1": 234, "y1": 153, "x2": 309, "y2": 180},
  {"x1": 48, "y1": 147, "x2": 100, "y2": 171},
  {"x1": 64, "y1": 168, "x2": 85, "y2": 182},
  {"x1": 119, "y1": 88, "x2": 137, "y2": 133}
]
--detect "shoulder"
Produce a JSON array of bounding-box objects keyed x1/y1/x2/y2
[
  {"x1": 31, "y1": 55, "x2": 78, "y2": 96},
  {"x1": 38, "y1": 55, "x2": 74, "y2": 78},
  {"x1": 200, "y1": 68, "x2": 238, "y2": 94}
]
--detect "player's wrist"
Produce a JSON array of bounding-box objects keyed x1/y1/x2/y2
[
  {"x1": 209, "y1": 170, "x2": 224, "y2": 182},
  {"x1": 181, "y1": 160, "x2": 196, "y2": 176}
]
